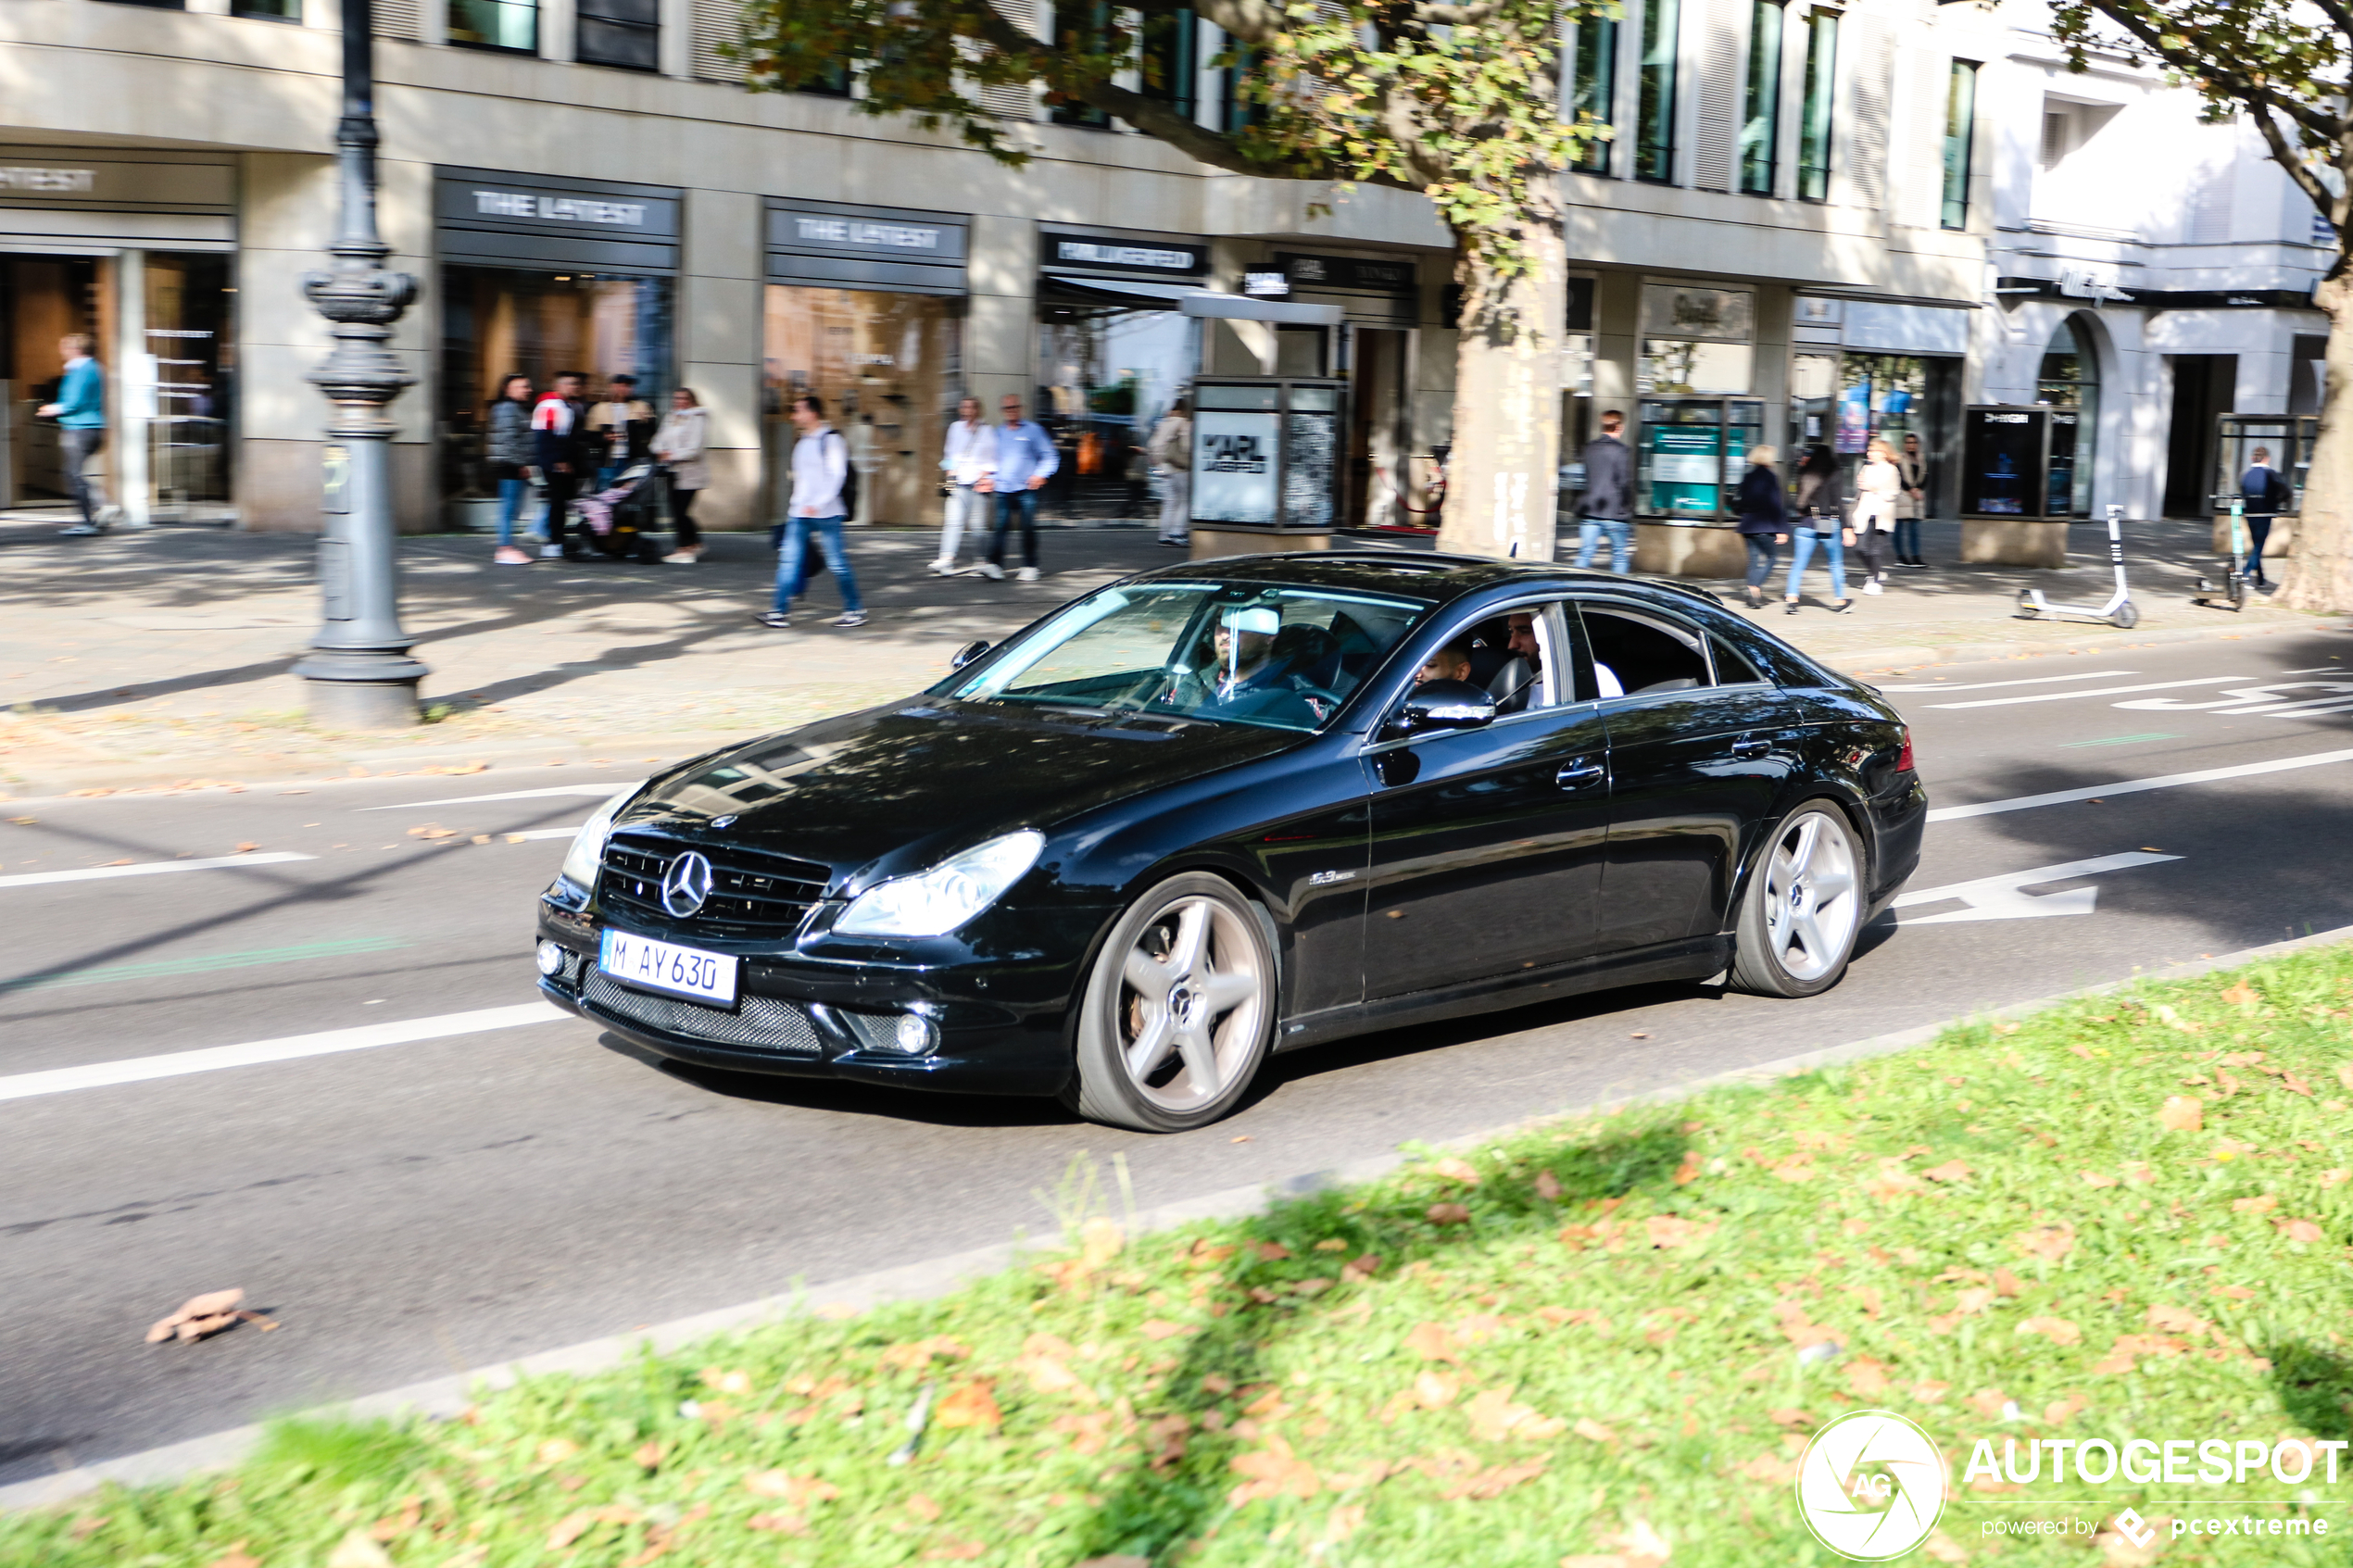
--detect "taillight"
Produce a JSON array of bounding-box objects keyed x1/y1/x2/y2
[{"x1": 1895, "y1": 728, "x2": 1915, "y2": 772}]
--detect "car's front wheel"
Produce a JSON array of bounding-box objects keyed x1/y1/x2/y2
[
  {"x1": 1066, "y1": 872, "x2": 1275, "y2": 1132},
  {"x1": 1731, "y1": 801, "x2": 1866, "y2": 997}
]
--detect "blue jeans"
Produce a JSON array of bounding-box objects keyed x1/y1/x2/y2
[
  {"x1": 1894, "y1": 516, "x2": 1921, "y2": 559},
  {"x1": 2244, "y1": 514, "x2": 2274, "y2": 580},
  {"x1": 497, "y1": 476, "x2": 533, "y2": 546},
  {"x1": 1786, "y1": 525, "x2": 1846, "y2": 600},
  {"x1": 1574, "y1": 516, "x2": 1631, "y2": 573},
  {"x1": 774, "y1": 515, "x2": 861, "y2": 614},
  {"x1": 988, "y1": 488, "x2": 1040, "y2": 570}
]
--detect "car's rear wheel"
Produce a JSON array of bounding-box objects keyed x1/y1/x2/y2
[
  {"x1": 1066, "y1": 872, "x2": 1275, "y2": 1132},
  {"x1": 1731, "y1": 801, "x2": 1865, "y2": 998}
]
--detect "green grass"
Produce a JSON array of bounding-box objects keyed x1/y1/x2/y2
[{"x1": 11, "y1": 947, "x2": 2353, "y2": 1566}]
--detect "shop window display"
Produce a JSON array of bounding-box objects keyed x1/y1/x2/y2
[
  {"x1": 1638, "y1": 283, "x2": 1754, "y2": 395},
  {"x1": 764, "y1": 285, "x2": 961, "y2": 527},
  {"x1": 1037, "y1": 283, "x2": 1199, "y2": 521},
  {"x1": 1788, "y1": 350, "x2": 1958, "y2": 513},
  {"x1": 144, "y1": 252, "x2": 234, "y2": 512}
]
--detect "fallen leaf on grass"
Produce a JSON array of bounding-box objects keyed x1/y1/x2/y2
[
  {"x1": 1645, "y1": 1214, "x2": 1717, "y2": 1248},
  {"x1": 933, "y1": 1381, "x2": 1001, "y2": 1431},
  {"x1": 536, "y1": 1437, "x2": 581, "y2": 1464},
  {"x1": 1920, "y1": 1160, "x2": 1972, "y2": 1183},
  {"x1": 2275, "y1": 1217, "x2": 2327, "y2": 1244},
  {"x1": 923, "y1": 1539, "x2": 987, "y2": 1561},
  {"x1": 746, "y1": 1472, "x2": 840, "y2": 1506},
  {"x1": 549, "y1": 1506, "x2": 641, "y2": 1549},
  {"x1": 325, "y1": 1531, "x2": 394, "y2": 1568},
  {"x1": 1844, "y1": 1358, "x2": 1890, "y2": 1397},
  {"x1": 1465, "y1": 1386, "x2": 1567, "y2": 1442},
  {"x1": 145, "y1": 1287, "x2": 245, "y2": 1344},
  {"x1": 1440, "y1": 1453, "x2": 1548, "y2": 1500},
  {"x1": 1428, "y1": 1157, "x2": 1482, "y2": 1185},
  {"x1": 1920, "y1": 1534, "x2": 1969, "y2": 1562},
  {"x1": 2019, "y1": 1316, "x2": 2082, "y2": 1346},
  {"x1": 1427, "y1": 1202, "x2": 1473, "y2": 1225},
  {"x1": 2081, "y1": 1171, "x2": 2120, "y2": 1188},
  {"x1": 2158, "y1": 1095, "x2": 2204, "y2": 1132},
  {"x1": 880, "y1": 1336, "x2": 971, "y2": 1370},
  {"x1": 1572, "y1": 1416, "x2": 1618, "y2": 1443},
  {"x1": 2323, "y1": 1170, "x2": 2352, "y2": 1188},
  {"x1": 1911, "y1": 1381, "x2": 1951, "y2": 1403},
  {"x1": 2219, "y1": 981, "x2": 2260, "y2": 1007},
  {"x1": 1407, "y1": 1321, "x2": 1461, "y2": 1362},
  {"x1": 2015, "y1": 1223, "x2": 2077, "y2": 1261},
  {"x1": 2232, "y1": 1194, "x2": 2278, "y2": 1214},
  {"x1": 204, "y1": 1543, "x2": 261, "y2": 1568},
  {"x1": 1536, "y1": 1169, "x2": 1564, "y2": 1200},
  {"x1": 746, "y1": 1512, "x2": 808, "y2": 1535},
  {"x1": 1228, "y1": 1436, "x2": 1322, "y2": 1504},
  {"x1": 1412, "y1": 1371, "x2": 1461, "y2": 1409}
]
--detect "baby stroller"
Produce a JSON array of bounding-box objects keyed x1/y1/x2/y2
[{"x1": 561, "y1": 463, "x2": 667, "y2": 563}]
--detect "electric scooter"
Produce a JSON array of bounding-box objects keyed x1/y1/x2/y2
[
  {"x1": 2018, "y1": 504, "x2": 2140, "y2": 629},
  {"x1": 2191, "y1": 493, "x2": 2250, "y2": 612}
]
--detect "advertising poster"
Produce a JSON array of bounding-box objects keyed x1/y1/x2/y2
[
  {"x1": 1835, "y1": 383, "x2": 1871, "y2": 455},
  {"x1": 1190, "y1": 409, "x2": 1281, "y2": 524},
  {"x1": 1647, "y1": 423, "x2": 1723, "y2": 516},
  {"x1": 1960, "y1": 408, "x2": 2045, "y2": 518}
]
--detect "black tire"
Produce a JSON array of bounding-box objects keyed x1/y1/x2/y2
[
  {"x1": 1730, "y1": 801, "x2": 1867, "y2": 999},
  {"x1": 1064, "y1": 872, "x2": 1277, "y2": 1132},
  {"x1": 2111, "y1": 600, "x2": 2140, "y2": 630}
]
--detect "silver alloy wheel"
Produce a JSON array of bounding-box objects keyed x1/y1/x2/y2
[
  {"x1": 1114, "y1": 893, "x2": 1268, "y2": 1112},
  {"x1": 1760, "y1": 809, "x2": 1860, "y2": 983}
]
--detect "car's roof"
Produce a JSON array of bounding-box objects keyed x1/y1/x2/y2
[{"x1": 1131, "y1": 551, "x2": 1724, "y2": 611}]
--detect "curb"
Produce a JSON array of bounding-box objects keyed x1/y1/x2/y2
[{"x1": 8, "y1": 920, "x2": 2349, "y2": 1515}]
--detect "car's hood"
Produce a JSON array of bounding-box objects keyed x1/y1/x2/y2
[{"x1": 619, "y1": 697, "x2": 1302, "y2": 885}]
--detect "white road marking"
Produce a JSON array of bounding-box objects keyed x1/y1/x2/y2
[
  {"x1": 0, "y1": 1002, "x2": 566, "y2": 1104},
  {"x1": 509, "y1": 826, "x2": 586, "y2": 841},
  {"x1": 1931, "y1": 676, "x2": 2253, "y2": 709},
  {"x1": 1894, "y1": 851, "x2": 2180, "y2": 924},
  {"x1": 1928, "y1": 745, "x2": 2353, "y2": 822},
  {"x1": 2114, "y1": 680, "x2": 2353, "y2": 717},
  {"x1": 0, "y1": 852, "x2": 313, "y2": 890},
  {"x1": 362, "y1": 782, "x2": 641, "y2": 811},
  {"x1": 1877, "y1": 670, "x2": 2135, "y2": 693}
]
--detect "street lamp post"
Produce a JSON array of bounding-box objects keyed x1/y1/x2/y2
[{"x1": 294, "y1": 0, "x2": 427, "y2": 728}]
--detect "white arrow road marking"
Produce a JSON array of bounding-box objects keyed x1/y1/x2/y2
[
  {"x1": 0, "y1": 852, "x2": 313, "y2": 891},
  {"x1": 509, "y1": 826, "x2": 586, "y2": 841},
  {"x1": 1877, "y1": 670, "x2": 2136, "y2": 693},
  {"x1": 0, "y1": 1002, "x2": 567, "y2": 1104},
  {"x1": 1926, "y1": 745, "x2": 2353, "y2": 822},
  {"x1": 1894, "y1": 852, "x2": 2181, "y2": 924},
  {"x1": 1931, "y1": 676, "x2": 2252, "y2": 709},
  {"x1": 2113, "y1": 681, "x2": 2353, "y2": 717},
  {"x1": 362, "y1": 782, "x2": 642, "y2": 810}
]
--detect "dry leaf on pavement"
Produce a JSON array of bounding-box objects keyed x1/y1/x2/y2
[{"x1": 145, "y1": 1288, "x2": 245, "y2": 1344}]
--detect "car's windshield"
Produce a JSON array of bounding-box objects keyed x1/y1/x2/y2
[{"x1": 946, "y1": 582, "x2": 1430, "y2": 732}]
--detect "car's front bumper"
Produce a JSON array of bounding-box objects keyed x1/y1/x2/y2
[{"x1": 535, "y1": 901, "x2": 1087, "y2": 1098}]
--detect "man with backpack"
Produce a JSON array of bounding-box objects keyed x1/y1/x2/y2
[{"x1": 762, "y1": 394, "x2": 866, "y2": 629}]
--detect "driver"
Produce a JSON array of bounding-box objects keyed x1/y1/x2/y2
[
  {"x1": 1486, "y1": 611, "x2": 1542, "y2": 712},
  {"x1": 1170, "y1": 606, "x2": 1316, "y2": 721}
]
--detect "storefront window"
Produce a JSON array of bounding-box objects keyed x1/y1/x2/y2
[
  {"x1": 1638, "y1": 282, "x2": 1754, "y2": 395},
  {"x1": 1789, "y1": 350, "x2": 1957, "y2": 510},
  {"x1": 2, "y1": 255, "x2": 106, "y2": 512},
  {"x1": 1037, "y1": 281, "x2": 1199, "y2": 521},
  {"x1": 438, "y1": 267, "x2": 673, "y2": 506},
  {"x1": 145, "y1": 253, "x2": 234, "y2": 514},
  {"x1": 1636, "y1": 397, "x2": 1764, "y2": 520},
  {"x1": 2038, "y1": 317, "x2": 2098, "y2": 517},
  {"x1": 763, "y1": 285, "x2": 961, "y2": 526}
]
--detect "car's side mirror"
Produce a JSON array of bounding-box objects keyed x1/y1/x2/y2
[
  {"x1": 1390, "y1": 679, "x2": 1496, "y2": 737},
  {"x1": 950, "y1": 639, "x2": 991, "y2": 671}
]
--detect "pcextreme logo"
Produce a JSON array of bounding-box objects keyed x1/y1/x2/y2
[{"x1": 1794, "y1": 1411, "x2": 1949, "y2": 1561}]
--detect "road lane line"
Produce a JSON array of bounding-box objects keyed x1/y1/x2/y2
[
  {"x1": 0, "y1": 1002, "x2": 565, "y2": 1104},
  {"x1": 363, "y1": 783, "x2": 641, "y2": 810},
  {"x1": 0, "y1": 852, "x2": 312, "y2": 890},
  {"x1": 1927, "y1": 746, "x2": 2353, "y2": 822},
  {"x1": 1931, "y1": 676, "x2": 2251, "y2": 709},
  {"x1": 508, "y1": 826, "x2": 585, "y2": 841},
  {"x1": 1878, "y1": 670, "x2": 2136, "y2": 693},
  {"x1": 1893, "y1": 852, "x2": 2181, "y2": 923}
]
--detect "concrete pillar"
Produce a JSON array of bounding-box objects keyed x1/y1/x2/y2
[
  {"x1": 678, "y1": 187, "x2": 763, "y2": 529},
  {"x1": 966, "y1": 213, "x2": 1038, "y2": 414},
  {"x1": 113, "y1": 249, "x2": 151, "y2": 527}
]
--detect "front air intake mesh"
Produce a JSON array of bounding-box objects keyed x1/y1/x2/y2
[{"x1": 582, "y1": 969, "x2": 824, "y2": 1056}]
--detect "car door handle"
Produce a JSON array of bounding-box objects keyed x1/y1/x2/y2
[
  {"x1": 1730, "y1": 736, "x2": 1770, "y2": 759},
  {"x1": 1555, "y1": 759, "x2": 1604, "y2": 789}
]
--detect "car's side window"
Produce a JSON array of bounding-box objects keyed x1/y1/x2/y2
[
  {"x1": 1576, "y1": 605, "x2": 1715, "y2": 699},
  {"x1": 1709, "y1": 633, "x2": 1768, "y2": 687},
  {"x1": 1403, "y1": 599, "x2": 1593, "y2": 720}
]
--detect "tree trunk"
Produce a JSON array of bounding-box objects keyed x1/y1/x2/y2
[
  {"x1": 2282, "y1": 270, "x2": 2353, "y2": 611},
  {"x1": 1434, "y1": 210, "x2": 1567, "y2": 562}
]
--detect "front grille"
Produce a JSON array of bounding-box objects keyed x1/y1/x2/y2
[
  {"x1": 599, "y1": 833, "x2": 831, "y2": 939},
  {"x1": 582, "y1": 968, "x2": 824, "y2": 1056}
]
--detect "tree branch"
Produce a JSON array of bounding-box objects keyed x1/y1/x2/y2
[{"x1": 2246, "y1": 97, "x2": 2347, "y2": 226}]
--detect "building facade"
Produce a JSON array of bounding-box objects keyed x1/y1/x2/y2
[{"x1": 3, "y1": 0, "x2": 2006, "y2": 546}]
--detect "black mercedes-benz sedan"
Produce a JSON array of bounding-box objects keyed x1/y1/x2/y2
[{"x1": 535, "y1": 553, "x2": 1925, "y2": 1131}]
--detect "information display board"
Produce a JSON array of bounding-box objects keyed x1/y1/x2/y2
[
  {"x1": 1958, "y1": 407, "x2": 2049, "y2": 519},
  {"x1": 1189, "y1": 379, "x2": 1345, "y2": 533}
]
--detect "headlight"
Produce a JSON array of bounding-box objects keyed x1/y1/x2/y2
[
  {"x1": 557, "y1": 788, "x2": 634, "y2": 895},
  {"x1": 835, "y1": 830, "x2": 1045, "y2": 938}
]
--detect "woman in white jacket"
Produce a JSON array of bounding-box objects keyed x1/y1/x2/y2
[
  {"x1": 1852, "y1": 438, "x2": 1902, "y2": 595},
  {"x1": 653, "y1": 389, "x2": 711, "y2": 564}
]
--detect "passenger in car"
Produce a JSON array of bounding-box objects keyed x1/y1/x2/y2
[
  {"x1": 1416, "y1": 638, "x2": 1476, "y2": 686},
  {"x1": 1485, "y1": 611, "x2": 1543, "y2": 713}
]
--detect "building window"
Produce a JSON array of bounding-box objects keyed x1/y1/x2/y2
[
  {"x1": 577, "y1": 0, "x2": 659, "y2": 70},
  {"x1": 1051, "y1": 2, "x2": 1114, "y2": 126},
  {"x1": 1139, "y1": 7, "x2": 1197, "y2": 120},
  {"x1": 1223, "y1": 43, "x2": 1264, "y2": 132},
  {"x1": 1568, "y1": 16, "x2": 1617, "y2": 174},
  {"x1": 1634, "y1": 0, "x2": 1679, "y2": 182},
  {"x1": 1738, "y1": 0, "x2": 1782, "y2": 194},
  {"x1": 232, "y1": 0, "x2": 300, "y2": 18},
  {"x1": 1941, "y1": 59, "x2": 1978, "y2": 229},
  {"x1": 447, "y1": 0, "x2": 537, "y2": 52},
  {"x1": 1795, "y1": 7, "x2": 1837, "y2": 201}
]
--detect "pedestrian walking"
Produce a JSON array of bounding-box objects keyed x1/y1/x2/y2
[
  {"x1": 531, "y1": 371, "x2": 590, "y2": 559},
  {"x1": 1734, "y1": 444, "x2": 1787, "y2": 611},
  {"x1": 38, "y1": 332, "x2": 107, "y2": 536},
  {"x1": 1147, "y1": 395, "x2": 1193, "y2": 547},
  {"x1": 587, "y1": 374, "x2": 654, "y2": 492},
  {"x1": 974, "y1": 393, "x2": 1058, "y2": 583},
  {"x1": 936, "y1": 395, "x2": 991, "y2": 575},
  {"x1": 1894, "y1": 432, "x2": 1930, "y2": 568},
  {"x1": 762, "y1": 394, "x2": 865, "y2": 629},
  {"x1": 1783, "y1": 444, "x2": 1853, "y2": 614},
  {"x1": 486, "y1": 372, "x2": 536, "y2": 565},
  {"x1": 1852, "y1": 438, "x2": 1902, "y2": 596},
  {"x1": 652, "y1": 387, "x2": 710, "y2": 565},
  {"x1": 1572, "y1": 409, "x2": 1633, "y2": 573},
  {"x1": 2240, "y1": 445, "x2": 2292, "y2": 587}
]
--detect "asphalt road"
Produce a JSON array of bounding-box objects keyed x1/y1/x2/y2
[{"x1": 6, "y1": 621, "x2": 2353, "y2": 1486}]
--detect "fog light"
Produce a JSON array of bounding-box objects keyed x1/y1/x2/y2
[
  {"x1": 536, "y1": 941, "x2": 565, "y2": 976},
  {"x1": 894, "y1": 1013, "x2": 937, "y2": 1056}
]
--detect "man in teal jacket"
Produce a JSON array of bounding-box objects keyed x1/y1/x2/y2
[{"x1": 38, "y1": 332, "x2": 107, "y2": 535}]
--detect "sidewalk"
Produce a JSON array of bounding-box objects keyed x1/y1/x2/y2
[{"x1": 0, "y1": 514, "x2": 2335, "y2": 795}]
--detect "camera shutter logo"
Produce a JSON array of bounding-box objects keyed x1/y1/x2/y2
[
  {"x1": 661, "y1": 851, "x2": 715, "y2": 919},
  {"x1": 1794, "y1": 1410, "x2": 1948, "y2": 1562}
]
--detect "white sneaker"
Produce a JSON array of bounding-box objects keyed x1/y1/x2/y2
[
  {"x1": 539, "y1": 543, "x2": 564, "y2": 559},
  {"x1": 1863, "y1": 580, "x2": 1884, "y2": 596},
  {"x1": 662, "y1": 548, "x2": 699, "y2": 565},
  {"x1": 928, "y1": 558, "x2": 956, "y2": 575},
  {"x1": 1016, "y1": 566, "x2": 1039, "y2": 583},
  {"x1": 970, "y1": 561, "x2": 1005, "y2": 581}
]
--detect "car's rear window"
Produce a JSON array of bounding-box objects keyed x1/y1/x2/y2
[{"x1": 946, "y1": 583, "x2": 1429, "y2": 732}]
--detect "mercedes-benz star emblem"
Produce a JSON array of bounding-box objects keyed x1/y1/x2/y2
[
  {"x1": 661, "y1": 851, "x2": 715, "y2": 919},
  {"x1": 711, "y1": 814, "x2": 737, "y2": 829}
]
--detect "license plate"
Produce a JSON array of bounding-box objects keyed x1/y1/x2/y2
[{"x1": 599, "y1": 927, "x2": 738, "y2": 1007}]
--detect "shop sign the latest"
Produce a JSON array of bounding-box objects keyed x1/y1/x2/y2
[{"x1": 435, "y1": 167, "x2": 682, "y2": 273}]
